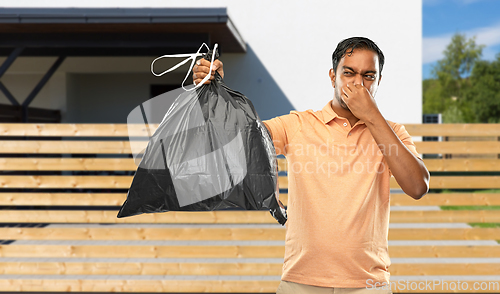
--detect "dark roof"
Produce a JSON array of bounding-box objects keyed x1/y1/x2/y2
[
  {"x1": 0, "y1": 7, "x2": 232, "y2": 24},
  {"x1": 0, "y1": 7, "x2": 246, "y2": 56}
]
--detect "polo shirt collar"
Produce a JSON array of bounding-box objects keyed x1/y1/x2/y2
[{"x1": 321, "y1": 100, "x2": 338, "y2": 124}]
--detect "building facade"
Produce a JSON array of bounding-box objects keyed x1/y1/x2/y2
[{"x1": 0, "y1": 1, "x2": 422, "y2": 124}]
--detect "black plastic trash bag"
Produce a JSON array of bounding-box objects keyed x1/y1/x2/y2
[{"x1": 117, "y1": 44, "x2": 287, "y2": 225}]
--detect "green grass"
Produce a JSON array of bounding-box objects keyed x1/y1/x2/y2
[
  {"x1": 440, "y1": 189, "x2": 456, "y2": 194},
  {"x1": 440, "y1": 189, "x2": 500, "y2": 194},
  {"x1": 440, "y1": 205, "x2": 500, "y2": 210},
  {"x1": 468, "y1": 223, "x2": 500, "y2": 228},
  {"x1": 473, "y1": 189, "x2": 500, "y2": 194}
]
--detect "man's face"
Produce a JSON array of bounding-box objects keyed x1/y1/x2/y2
[{"x1": 329, "y1": 49, "x2": 382, "y2": 111}]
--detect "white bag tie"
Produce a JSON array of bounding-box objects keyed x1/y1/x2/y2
[{"x1": 150, "y1": 43, "x2": 219, "y2": 91}]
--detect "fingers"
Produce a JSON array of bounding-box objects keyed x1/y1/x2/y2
[
  {"x1": 345, "y1": 82, "x2": 353, "y2": 94},
  {"x1": 341, "y1": 82, "x2": 357, "y2": 103},
  {"x1": 342, "y1": 82, "x2": 363, "y2": 98},
  {"x1": 215, "y1": 60, "x2": 224, "y2": 79},
  {"x1": 346, "y1": 82, "x2": 357, "y2": 91},
  {"x1": 341, "y1": 84, "x2": 351, "y2": 100},
  {"x1": 192, "y1": 58, "x2": 223, "y2": 85},
  {"x1": 341, "y1": 87, "x2": 348, "y2": 98},
  {"x1": 192, "y1": 59, "x2": 213, "y2": 85},
  {"x1": 194, "y1": 59, "x2": 221, "y2": 73},
  {"x1": 193, "y1": 59, "x2": 213, "y2": 75},
  {"x1": 193, "y1": 72, "x2": 215, "y2": 85}
]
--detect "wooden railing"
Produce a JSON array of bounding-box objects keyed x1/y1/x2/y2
[{"x1": 0, "y1": 123, "x2": 499, "y2": 293}]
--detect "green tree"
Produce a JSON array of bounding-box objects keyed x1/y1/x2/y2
[
  {"x1": 422, "y1": 79, "x2": 444, "y2": 113},
  {"x1": 467, "y1": 53, "x2": 500, "y2": 123},
  {"x1": 423, "y1": 33, "x2": 485, "y2": 123}
]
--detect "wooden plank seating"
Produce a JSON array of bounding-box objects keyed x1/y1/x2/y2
[{"x1": 0, "y1": 123, "x2": 499, "y2": 293}]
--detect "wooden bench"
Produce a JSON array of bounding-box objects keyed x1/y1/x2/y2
[{"x1": 0, "y1": 123, "x2": 499, "y2": 293}]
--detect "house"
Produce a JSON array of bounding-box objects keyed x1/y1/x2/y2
[{"x1": 0, "y1": 1, "x2": 422, "y2": 124}]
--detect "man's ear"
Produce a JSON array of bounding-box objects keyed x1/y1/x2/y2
[{"x1": 329, "y1": 68, "x2": 336, "y2": 87}]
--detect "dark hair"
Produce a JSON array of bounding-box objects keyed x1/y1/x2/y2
[{"x1": 332, "y1": 37, "x2": 385, "y2": 75}]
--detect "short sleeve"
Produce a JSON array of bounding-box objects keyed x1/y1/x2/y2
[
  {"x1": 388, "y1": 122, "x2": 423, "y2": 177},
  {"x1": 263, "y1": 112, "x2": 301, "y2": 156}
]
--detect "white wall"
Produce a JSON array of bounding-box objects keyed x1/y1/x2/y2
[{"x1": 2, "y1": 0, "x2": 422, "y2": 124}]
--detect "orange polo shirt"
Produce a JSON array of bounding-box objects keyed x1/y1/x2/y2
[{"x1": 263, "y1": 100, "x2": 422, "y2": 288}]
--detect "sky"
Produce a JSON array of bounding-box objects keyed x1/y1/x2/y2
[{"x1": 422, "y1": 0, "x2": 500, "y2": 79}]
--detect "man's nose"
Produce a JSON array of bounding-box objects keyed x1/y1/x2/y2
[{"x1": 354, "y1": 74, "x2": 364, "y2": 86}]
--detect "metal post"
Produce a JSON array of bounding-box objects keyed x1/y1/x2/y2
[
  {"x1": 21, "y1": 56, "x2": 66, "y2": 122},
  {"x1": 0, "y1": 47, "x2": 24, "y2": 106}
]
